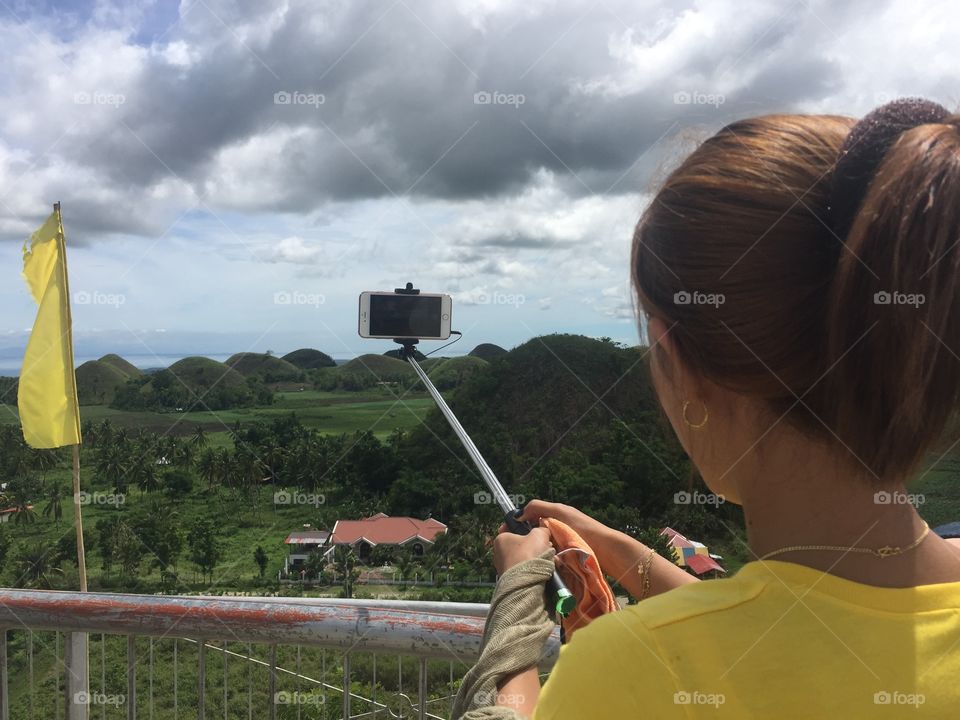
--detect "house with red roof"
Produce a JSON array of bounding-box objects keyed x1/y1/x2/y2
[{"x1": 327, "y1": 513, "x2": 447, "y2": 560}]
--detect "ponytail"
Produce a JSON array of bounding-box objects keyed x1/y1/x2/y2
[{"x1": 819, "y1": 104, "x2": 960, "y2": 480}]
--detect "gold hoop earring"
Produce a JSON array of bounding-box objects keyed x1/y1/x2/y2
[{"x1": 682, "y1": 400, "x2": 708, "y2": 429}]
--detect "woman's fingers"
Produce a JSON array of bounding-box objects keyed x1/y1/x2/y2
[{"x1": 519, "y1": 499, "x2": 569, "y2": 523}]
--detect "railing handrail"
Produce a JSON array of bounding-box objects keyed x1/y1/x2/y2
[
  {"x1": 0, "y1": 588, "x2": 560, "y2": 667},
  {"x1": 154, "y1": 594, "x2": 493, "y2": 617}
]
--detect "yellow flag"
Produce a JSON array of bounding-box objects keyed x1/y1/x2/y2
[{"x1": 18, "y1": 208, "x2": 82, "y2": 448}]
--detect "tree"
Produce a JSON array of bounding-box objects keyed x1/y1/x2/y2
[
  {"x1": 331, "y1": 545, "x2": 360, "y2": 598},
  {"x1": 96, "y1": 516, "x2": 124, "y2": 574},
  {"x1": 133, "y1": 500, "x2": 183, "y2": 574},
  {"x1": 197, "y1": 448, "x2": 219, "y2": 492},
  {"x1": 254, "y1": 546, "x2": 268, "y2": 578},
  {"x1": 192, "y1": 425, "x2": 208, "y2": 449},
  {"x1": 395, "y1": 548, "x2": 415, "y2": 582},
  {"x1": 164, "y1": 469, "x2": 194, "y2": 499},
  {"x1": 7, "y1": 475, "x2": 40, "y2": 526},
  {"x1": 42, "y1": 483, "x2": 67, "y2": 529},
  {"x1": 188, "y1": 518, "x2": 222, "y2": 585},
  {"x1": 113, "y1": 522, "x2": 144, "y2": 579},
  {"x1": 304, "y1": 549, "x2": 327, "y2": 581},
  {"x1": 15, "y1": 542, "x2": 63, "y2": 589},
  {"x1": 0, "y1": 528, "x2": 10, "y2": 569},
  {"x1": 132, "y1": 458, "x2": 161, "y2": 493},
  {"x1": 96, "y1": 445, "x2": 129, "y2": 494}
]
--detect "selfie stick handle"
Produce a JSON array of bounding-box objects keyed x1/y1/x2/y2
[{"x1": 397, "y1": 336, "x2": 575, "y2": 618}]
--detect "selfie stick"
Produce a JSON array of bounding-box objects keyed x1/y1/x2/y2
[{"x1": 392, "y1": 283, "x2": 576, "y2": 618}]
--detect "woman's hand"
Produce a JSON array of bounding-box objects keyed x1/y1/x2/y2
[
  {"x1": 493, "y1": 526, "x2": 553, "y2": 574},
  {"x1": 516, "y1": 499, "x2": 618, "y2": 561},
  {"x1": 517, "y1": 498, "x2": 699, "y2": 598}
]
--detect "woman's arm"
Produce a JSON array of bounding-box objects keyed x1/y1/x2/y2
[
  {"x1": 494, "y1": 668, "x2": 540, "y2": 717},
  {"x1": 518, "y1": 500, "x2": 699, "y2": 599}
]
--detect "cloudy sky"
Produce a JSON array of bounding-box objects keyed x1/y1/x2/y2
[{"x1": 0, "y1": 0, "x2": 955, "y2": 370}]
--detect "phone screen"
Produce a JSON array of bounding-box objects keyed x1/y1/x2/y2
[{"x1": 369, "y1": 294, "x2": 442, "y2": 337}]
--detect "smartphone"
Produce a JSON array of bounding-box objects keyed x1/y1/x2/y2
[{"x1": 358, "y1": 291, "x2": 452, "y2": 340}]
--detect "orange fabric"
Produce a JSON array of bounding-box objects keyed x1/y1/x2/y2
[{"x1": 540, "y1": 517, "x2": 618, "y2": 639}]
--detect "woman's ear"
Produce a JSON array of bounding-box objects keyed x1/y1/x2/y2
[{"x1": 646, "y1": 314, "x2": 672, "y2": 355}]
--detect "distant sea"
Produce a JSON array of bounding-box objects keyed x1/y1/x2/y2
[{"x1": 0, "y1": 354, "x2": 353, "y2": 376}]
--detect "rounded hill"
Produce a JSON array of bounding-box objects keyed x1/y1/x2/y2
[
  {"x1": 226, "y1": 352, "x2": 302, "y2": 381},
  {"x1": 469, "y1": 343, "x2": 507, "y2": 361},
  {"x1": 424, "y1": 355, "x2": 488, "y2": 389},
  {"x1": 340, "y1": 354, "x2": 415, "y2": 378},
  {"x1": 282, "y1": 348, "x2": 336, "y2": 369},
  {"x1": 76, "y1": 360, "x2": 129, "y2": 405},
  {"x1": 167, "y1": 356, "x2": 247, "y2": 389},
  {"x1": 98, "y1": 354, "x2": 142, "y2": 377}
]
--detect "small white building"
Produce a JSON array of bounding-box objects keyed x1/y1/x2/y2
[{"x1": 283, "y1": 529, "x2": 330, "y2": 574}]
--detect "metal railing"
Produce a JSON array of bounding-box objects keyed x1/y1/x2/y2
[{"x1": 0, "y1": 590, "x2": 560, "y2": 720}]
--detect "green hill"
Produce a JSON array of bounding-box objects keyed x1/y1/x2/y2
[
  {"x1": 98, "y1": 353, "x2": 142, "y2": 377},
  {"x1": 76, "y1": 360, "x2": 129, "y2": 405},
  {"x1": 111, "y1": 356, "x2": 270, "y2": 412},
  {"x1": 469, "y1": 343, "x2": 507, "y2": 361},
  {"x1": 167, "y1": 356, "x2": 247, "y2": 389},
  {"x1": 399, "y1": 334, "x2": 698, "y2": 527},
  {"x1": 340, "y1": 354, "x2": 415, "y2": 378},
  {"x1": 425, "y1": 355, "x2": 488, "y2": 389},
  {"x1": 282, "y1": 348, "x2": 336, "y2": 369},
  {"x1": 383, "y1": 348, "x2": 427, "y2": 361},
  {"x1": 226, "y1": 352, "x2": 302, "y2": 381}
]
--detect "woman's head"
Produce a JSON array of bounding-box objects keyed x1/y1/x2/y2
[{"x1": 632, "y1": 101, "x2": 960, "y2": 497}]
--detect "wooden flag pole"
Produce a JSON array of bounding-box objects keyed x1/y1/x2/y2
[
  {"x1": 55, "y1": 202, "x2": 88, "y2": 593},
  {"x1": 71, "y1": 445, "x2": 87, "y2": 592},
  {"x1": 53, "y1": 202, "x2": 87, "y2": 592},
  {"x1": 55, "y1": 202, "x2": 90, "y2": 720}
]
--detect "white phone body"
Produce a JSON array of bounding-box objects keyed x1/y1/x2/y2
[{"x1": 358, "y1": 291, "x2": 452, "y2": 340}]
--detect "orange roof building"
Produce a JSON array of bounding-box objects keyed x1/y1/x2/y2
[{"x1": 328, "y1": 513, "x2": 447, "y2": 558}]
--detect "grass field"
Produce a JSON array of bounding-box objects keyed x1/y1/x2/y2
[{"x1": 0, "y1": 389, "x2": 434, "y2": 440}]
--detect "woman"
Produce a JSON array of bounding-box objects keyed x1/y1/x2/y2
[{"x1": 487, "y1": 99, "x2": 960, "y2": 717}]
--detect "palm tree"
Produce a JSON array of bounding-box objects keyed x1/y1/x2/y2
[
  {"x1": 197, "y1": 448, "x2": 219, "y2": 492},
  {"x1": 395, "y1": 548, "x2": 415, "y2": 582},
  {"x1": 131, "y1": 458, "x2": 160, "y2": 493},
  {"x1": 42, "y1": 484, "x2": 66, "y2": 529},
  {"x1": 332, "y1": 545, "x2": 360, "y2": 598},
  {"x1": 192, "y1": 425, "x2": 208, "y2": 449},
  {"x1": 15, "y1": 542, "x2": 62, "y2": 588},
  {"x1": 304, "y1": 549, "x2": 327, "y2": 581},
  {"x1": 175, "y1": 441, "x2": 195, "y2": 470},
  {"x1": 96, "y1": 446, "x2": 128, "y2": 494}
]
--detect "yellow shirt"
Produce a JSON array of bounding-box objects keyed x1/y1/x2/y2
[{"x1": 534, "y1": 560, "x2": 960, "y2": 718}]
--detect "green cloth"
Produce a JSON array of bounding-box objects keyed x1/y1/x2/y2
[{"x1": 452, "y1": 550, "x2": 557, "y2": 720}]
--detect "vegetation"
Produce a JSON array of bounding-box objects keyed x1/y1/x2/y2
[
  {"x1": 282, "y1": 348, "x2": 337, "y2": 369},
  {"x1": 75, "y1": 360, "x2": 130, "y2": 405},
  {"x1": 469, "y1": 342, "x2": 507, "y2": 361},
  {"x1": 1, "y1": 334, "x2": 958, "y2": 717},
  {"x1": 226, "y1": 352, "x2": 305, "y2": 382},
  {"x1": 111, "y1": 356, "x2": 272, "y2": 411}
]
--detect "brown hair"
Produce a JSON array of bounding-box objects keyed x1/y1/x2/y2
[{"x1": 632, "y1": 110, "x2": 960, "y2": 482}]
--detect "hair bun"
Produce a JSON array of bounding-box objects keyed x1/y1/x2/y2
[{"x1": 828, "y1": 97, "x2": 950, "y2": 241}]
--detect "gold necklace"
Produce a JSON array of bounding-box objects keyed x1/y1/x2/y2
[{"x1": 759, "y1": 522, "x2": 930, "y2": 561}]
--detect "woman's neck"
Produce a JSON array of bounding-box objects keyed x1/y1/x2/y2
[{"x1": 732, "y1": 438, "x2": 960, "y2": 587}]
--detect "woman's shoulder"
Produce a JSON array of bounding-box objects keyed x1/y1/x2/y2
[{"x1": 618, "y1": 563, "x2": 770, "y2": 631}]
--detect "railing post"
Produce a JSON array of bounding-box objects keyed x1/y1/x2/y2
[
  {"x1": 126, "y1": 635, "x2": 136, "y2": 720},
  {"x1": 418, "y1": 658, "x2": 427, "y2": 720},
  {"x1": 64, "y1": 632, "x2": 89, "y2": 720},
  {"x1": 198, "y1": 641, "x2": 206, "y2": 720},
  {"x1": 0, "y1": 628, "x2": 9, "y2": 720},
  {"x1": 342, "y1": 653, "x2": 351, "y2": 719},
  {"x1": 268, "y1": 645, "x2": 277, "y2": 720}
]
